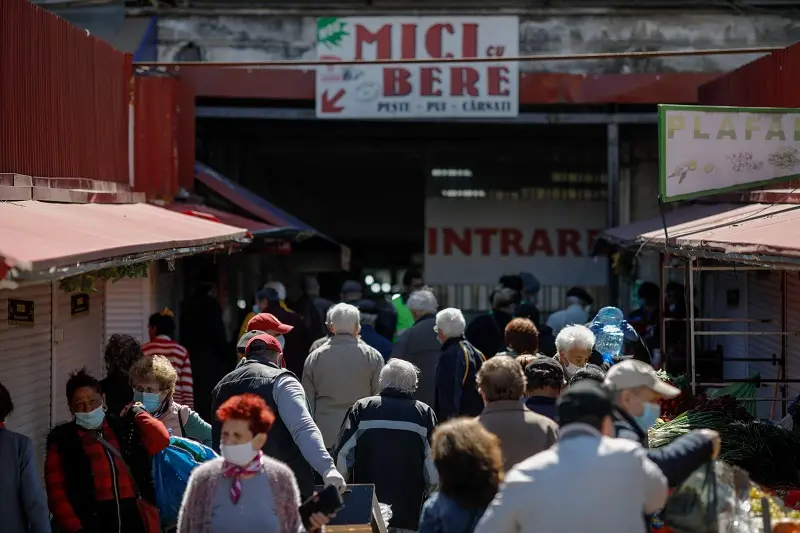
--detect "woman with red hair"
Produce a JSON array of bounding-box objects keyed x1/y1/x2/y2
[{"x1": 177, "y1": 394, "x2": 331, "y2": 533}]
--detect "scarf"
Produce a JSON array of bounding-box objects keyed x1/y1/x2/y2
[{"x1": 222, "y1": 452, "x2": 264, "y2": 504}]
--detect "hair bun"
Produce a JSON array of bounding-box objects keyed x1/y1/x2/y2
[{"x1": 160, "y1": 308, "x2": 174, "y2": 318}]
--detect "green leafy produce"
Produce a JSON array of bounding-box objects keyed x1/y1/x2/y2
[
  {"x1": 650, "y1": 411, "x2": 800, "y2": 489},
  {"x1": 707, "y1": 374, "x2": 759, "y2": 417}
]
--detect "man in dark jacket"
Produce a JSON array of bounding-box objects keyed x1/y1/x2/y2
[
  {"x1": 434, "y1": 308, "x2": 485, "y2": 421},
  {"x1": 605, "y1": 360, "x2": 720, "y2": 488},
  {"x1": 390, "y1": 288, "x2": 442, "y2": 408},
  {"x1": 210, "y1": 333, "x2": 345, "y2": 499},
  {"x1": 180, "y1": 282, "x2": 232, "y2": 422},
  {"x1": 257, "y1": 287, "x2": 311, "y2": 378},
  {"x1": 465, "y1": 287, "x2": 519, "y2": 358},
  {"x1": 333, "y1": 359, "x2": 438, "y2": 532}
]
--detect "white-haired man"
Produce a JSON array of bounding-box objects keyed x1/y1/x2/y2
[
  {"x1": 434, "y1": 307, "x2": 486, "y2": 421},
  {"x1": 390, "y1": 289, "x2": 441, "y2": 407},
  {"x1": 554, "y1": 324, "x2": 596, "y2": 381},
  {"x1": 303, "y1": 303, "x2": 385, "y2": 448},
  {"x1": 333, "y1": 359, "x2": 438, "y2": 533}
]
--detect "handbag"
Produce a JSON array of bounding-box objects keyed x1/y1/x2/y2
[{"x1": 96, "y1": 435, "x2": 161, "y2": 533}]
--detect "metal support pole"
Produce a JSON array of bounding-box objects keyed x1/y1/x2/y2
[
  {"x1": 781, "y1": 271, "x2": 789, "y2": 417},
  {"x1": 659, "y1": 253, "x2": 667, "y2": 370},
  {"x1": 689, "y1": 258, "x2": 697, "y2": 395},
  {"x1": 607, "y1": 122, "x2": 620, "y2": 307}
]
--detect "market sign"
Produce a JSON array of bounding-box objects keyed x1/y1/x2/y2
[
  {"x1": 425, "y1": 198, "x2": 607, "y2": 286},
  {"x1": 315, "y1": 16, "x2": 519, "y2": 119},
  {"x1": 659, "y1": 104, "x2": 800, "y2": 202},
  {"x1": 71, "y1": 293, "x2": 90, "y2": 316},
  {"x1": 8, "y1": 299, "x2": 34, "y2": 327}
]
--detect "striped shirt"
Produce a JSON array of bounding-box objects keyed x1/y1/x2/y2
[{"x1": 142, "y1": 335, "x2": 194, "y2": 408}]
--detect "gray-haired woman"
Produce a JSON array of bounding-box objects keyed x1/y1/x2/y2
[{"x1": 333, "y1": 359, "x2": 439, "y2": 533}]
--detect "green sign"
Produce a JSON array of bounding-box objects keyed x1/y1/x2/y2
[{"x1": 659, "y1": 104, "x2": 800, "y2": 202}]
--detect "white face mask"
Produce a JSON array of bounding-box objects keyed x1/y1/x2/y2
[
  {"x1": 220, "y1": 441, "x2": 259, "y2": 467},
  {"x1": 565, "y1": 363, "x2": 581, "y2": 377},
  {"x1": 276, "y1": 335, "x2": 286, "y2": 349}
]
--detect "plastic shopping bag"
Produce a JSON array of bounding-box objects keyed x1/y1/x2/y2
[
  {"x1": 152, "y1": 436, "x2": 218, "y2": 528},
  {"x1": 661, "y1": 462, "x2": 719, "y2": 533}
]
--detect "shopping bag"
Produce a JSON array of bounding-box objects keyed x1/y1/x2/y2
[
  {"x1": 152, "y1": 436, "x2": 218, "y2": 528},
  {"x1": 661, "y1": 462, "x2": 719, "y2": 533}
]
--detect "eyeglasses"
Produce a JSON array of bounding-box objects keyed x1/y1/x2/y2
[{"x1": 132, "y1": 384, "x2": 164, "y2": 394}]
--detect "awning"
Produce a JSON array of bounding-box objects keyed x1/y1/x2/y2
[
  {"x1": 195, "y1": 161, "x2": 321, "y2": 235},
  {"x1": 601, "y1": 203, "x2": 746, "y2": 248},
  {"x1": 0, "y1": 201, "x2": 247, "y2": 278},
  {"x1": 600, "y1": 202, "x2": 800, "y2": 264},
  {"x1": 164, "y1": 203, "x2": 288, "y2": 239}
]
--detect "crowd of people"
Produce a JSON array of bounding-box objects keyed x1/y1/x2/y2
[{"x1": 1, "y1": 270, "x2": 721, "y2": 533}]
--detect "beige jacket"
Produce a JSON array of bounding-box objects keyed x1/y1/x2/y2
[
  {"x1": 302, "y1": 334, "x2": 384, "y2": 447},
  {"x1": 477, "y1": 400, "x2": 558, "y2": 471}
]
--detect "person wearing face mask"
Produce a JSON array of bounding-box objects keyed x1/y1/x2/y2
[
  {"x1": 553, "y1": 324, "x2": 596, "y2": 380},
  {"x1": 212, "y1": 333, "x2": 346, "y2": 499},
  {"x1": 129, "y1": 355, "x2": 212, "y2": 447},
  {"x1": 177, "y1": 393, "x2": 332, "y2": 533},
  {"x1": 45, "y1": 368, "x2": 170, "y2": 533},
  {"x1": 605, "y1": 360, "x2": 721, "y2": 489}
]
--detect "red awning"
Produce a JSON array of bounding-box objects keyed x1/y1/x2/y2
[
  {"x1": 601, "y1": 202, "x2": 800, "y2": 261},
  {"x1": 0, "y1": 201, "x2": 247, "y2": 274},
  {"x1": 164, "y1": 203, "x2": 282, "y2": 238}
]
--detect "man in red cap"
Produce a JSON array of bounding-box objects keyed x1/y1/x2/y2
[
  {"x1": 239, "y1": 310, "x2": 308, "y2": 376},
  {"x1": 211, "y1": 333, "x2": 345, "y2": 500}
]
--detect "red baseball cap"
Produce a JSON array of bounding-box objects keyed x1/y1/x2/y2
[
  {"x1": 245, "y1": 333, "x2": 283, "y2": 355},
  {"x1": 247, "y1": 313, "x2": 294, "y2": 334}
]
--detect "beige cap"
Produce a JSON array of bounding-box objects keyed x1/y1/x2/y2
[{"x1": 604, "y1": 359, "x2": 681, "y2": 398}]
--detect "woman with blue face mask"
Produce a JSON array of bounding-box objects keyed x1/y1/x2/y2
[
  {"x1": 45, "y1": 368, "x2": 171, "y2": 533},
  {"x1": 129, "y1": 355, "x2": 213, "y2": 447}
]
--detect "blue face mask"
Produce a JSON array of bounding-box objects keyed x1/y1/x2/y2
[
  {"x1": 634, "y1": 402, "x2": 661, "y2": 431},
  {"x1": 75, "y1": 406, "x2": 106, "y2": 430},
  {"x1": 134, "y1": 391, "x2": 162, "y2": 414}
]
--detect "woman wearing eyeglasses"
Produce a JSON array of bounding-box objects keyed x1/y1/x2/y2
[{"x1": 129, "y1": 355, "x2": 212, "y2": 447}]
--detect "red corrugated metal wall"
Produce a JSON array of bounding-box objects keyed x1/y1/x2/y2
[
  {"x1": 133, "y1": 75, "x2": 179, "y2": 199},
  {"x1": 699, "y1": 42, "x2": 800, "y2": 107},
  {"x1": 699, "y1": 43, "x2": 800, "y2": 189},
  {"x1": 176, "y1": 77, "x2": 196, "y2": 192},
  {"x1": 0, "y1": 0, "x2": 132, "y2": 183}
]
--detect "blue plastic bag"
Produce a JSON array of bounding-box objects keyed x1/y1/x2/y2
[{"x1": 152, "y1": 436, "x2": 218, "y2": 527}]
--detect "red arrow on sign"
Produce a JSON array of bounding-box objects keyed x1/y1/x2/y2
[{"x1": 321, "y1": 89, "x2": 345, "y2": 113}]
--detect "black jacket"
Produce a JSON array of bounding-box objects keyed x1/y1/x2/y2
[
  {"x1": 211, "y1": 357, "x2": 316, "y2": 499},
  {"x1": 435, "y1": 337, "x2": 485, "y2": 422},
  {"x1": 614, "y1": 408, "x2": 714, "y2": 488},
  {"x1": 332, "y1": 388, "x2": 438, "y2": 530},
  {"x1": 465, "y1": 310, "x2": 513, "y2": 358},
  {"x1": 46, "y1": 409, "x2": 156, "y2": 533}
]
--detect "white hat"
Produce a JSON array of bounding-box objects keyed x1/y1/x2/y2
[{"x1": 604, "y1": 359, "x2": 680, "y2": 398}]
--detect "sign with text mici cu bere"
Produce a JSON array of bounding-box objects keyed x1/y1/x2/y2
[
  {"x1": 315, "y1": 17, "x2": 519, "y2": 119},
  {"x1": 659, "y1": 104, "x2": 800, "y2": 202}
]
